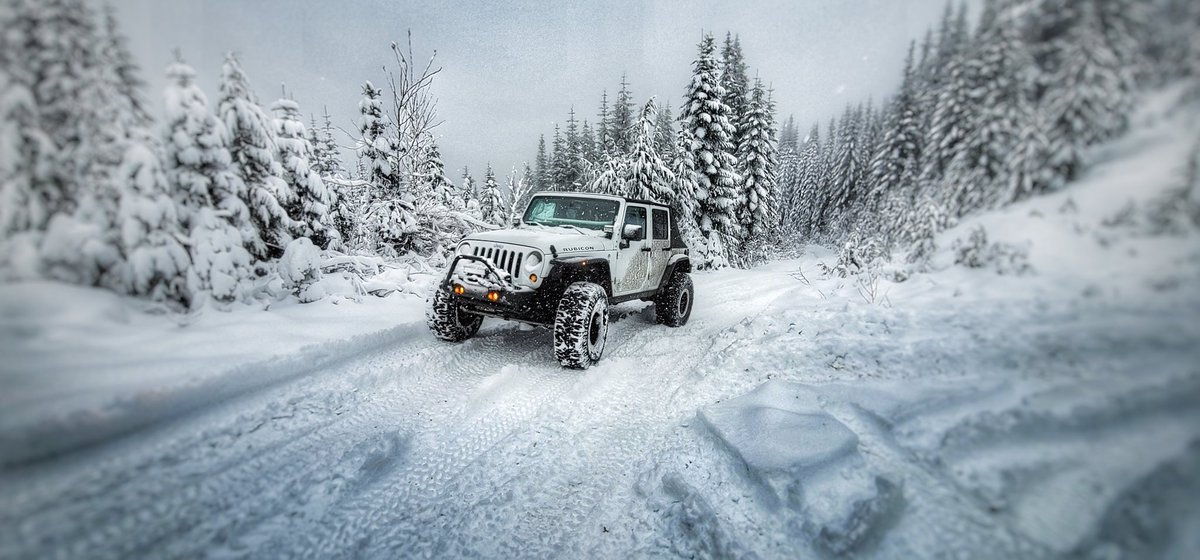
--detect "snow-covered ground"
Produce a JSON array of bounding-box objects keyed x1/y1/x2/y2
[{"x1": 2, "y1": 90, "x2": 1199, "y2": 558}]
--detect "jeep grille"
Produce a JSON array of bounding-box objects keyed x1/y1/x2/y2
[{"x1": 472, "y1": 246, "x2": 523, "y2": 280}]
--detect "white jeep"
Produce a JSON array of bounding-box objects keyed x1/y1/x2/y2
[{"x1": 426, "y1": 192, "x2": 694, "y2": 368}]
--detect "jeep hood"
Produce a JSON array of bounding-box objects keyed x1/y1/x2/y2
[{"x1": 462, "y1": 226, "x2": 613, "y2": 254}]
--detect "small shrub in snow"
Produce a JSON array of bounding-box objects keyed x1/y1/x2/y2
[
  {"x1": 824, "y1": 231, "x2": 888, "y2": 278},
  {"x1": 279, "y1": 237, "x2": 324, "y2": 303},
  {"x1": 952, "y1": 226, "x2": 1032, "y2": 275}
]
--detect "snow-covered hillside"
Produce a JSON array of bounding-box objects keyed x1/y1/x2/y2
[{"x1": 2, "y1": 89, "x2": 1199, "y2": 558}]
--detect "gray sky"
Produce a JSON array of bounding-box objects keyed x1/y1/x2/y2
[{"x1": 110, "y1": 0, "x2": 973, "y2": 182}]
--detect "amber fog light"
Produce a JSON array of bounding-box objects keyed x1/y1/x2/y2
[
  {"x1": 452, "y1": 284, "x2": 465, "y2": 295},
  {"x1": 486, "y1": 291, "x2": 500, "y2": 302},
  {"x1": 529, "y1": 273, "x2": 538, "y2": 283}
]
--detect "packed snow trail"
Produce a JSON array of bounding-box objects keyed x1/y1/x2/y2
[
  {"x1": 3, "y1": 258, "x2": 1198, "y2": 558},
  {"x1": 0, "y1": 267, "x2": 800, "y2": 559}
]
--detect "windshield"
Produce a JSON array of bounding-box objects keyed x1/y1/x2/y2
[{"x1": 522, "y1": 196, "x2": 620, "y2": 232}]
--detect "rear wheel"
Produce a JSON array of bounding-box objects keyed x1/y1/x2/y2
[
  {"x1": 655, "y1": 271, "x2": 693, "y2": 327},
  {"x1": 426, "y1": 285, "x2": 483, "y2": 341},
  {"x1": 554, "y1": 282, "x2": 609, "y2": 368}
]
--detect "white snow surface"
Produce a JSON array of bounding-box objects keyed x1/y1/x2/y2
[{"x1": 2, "y1": 89, "x2": 1200, "y2": 558}]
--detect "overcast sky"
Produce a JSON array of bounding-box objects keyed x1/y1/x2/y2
[{"x1": 110, "y1": 0, "x2": 976, "y2": 182}]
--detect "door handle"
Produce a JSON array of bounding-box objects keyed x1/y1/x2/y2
[
  {"x1": 660, "y1": 247, "x2": 671, "y2": 251},
  {"x1": 640, "y1": 247, "x2": 652, "y2": 252}
]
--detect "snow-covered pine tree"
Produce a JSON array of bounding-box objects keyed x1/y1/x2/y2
[
  {"x1": 579, "y1": 120, "x2": 598, "y2": 167},
  {"x1": 460, "y1": 167, "x2": 478, "y2": 216},
  {"x1": 534, "y1": 135, "x2": 549, "y2": 192},
  {"x1": 0, "y1": 64, "x2": 54, "y2": 279},
  {"x1": 308, "y1": 108, "x2": 343, "y2": 179},
  {"x1": 162, "y1": 59, "x2": 257, "y2": 303},
  {"x1": 480, "y1": 165, "x2": 504, "y2": 225},
  {"x1": 272, "y1": 98, "x2": 339, "y2": 250},
  {"x1": 824, "y1": 105, "x2": 864, "y2": 235},
  {"x1": 420, "y1": 141, "x2": 460, "y2": 210},
  {"x1": 653, "y1": 101, "x2": 676, "y2": 158},
  {"x1": 735, "y1": 80, "x2": 779, "y2": 248},
  {"x1": 218, "y1": 54, "x2": 293, "y2": 260},
  {"x1": 596, "y1": 89, "x2": 611, "y2": 155},
  {"x1": 549, "y1": 124, "x2": 565, "y2": 191},
  {"x1": 777, "y1": 115, "x2": 799, "y2": 153},
  {"x1": 610, "y1": 75, "x2": 636, "y2": 156},
  {"x1": 1041, "y1": 0, "x2": 1136, "y2": 182},
  {"x1": 720, "y1": 33, "x2": 750, "y2": 160},
  {"x1": 949, "y1": 0, "x2": 1036, "y2": 214},
  {"x1": 624, "y1": 98, "x2": 676, "y2": 204},
  {"x1": 680, "y1": 33, "x2": 742, "y2": 265},
  {"x1": 775, "y1": 118, "x2": 804, "y2": 237},
  {"x1": 99, "y1": 3, "x2": 151, "y2": 128},
  {"x1": 114, "y1": 132, "x2": 190, "y2": 305},
  {"x1": 867, "y1": 43, "x2": 922, "y2": 230},
  {"x1": 356, "y1": 81, "x2": 417, "y2": 257},
  {"x1": 559, "y1": 107, "x2": 583, "y2": 189}
]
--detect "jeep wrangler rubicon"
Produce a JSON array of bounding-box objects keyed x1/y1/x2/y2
[{"x1": 426, "y1": 192, "x2": 693, "y2": 368}]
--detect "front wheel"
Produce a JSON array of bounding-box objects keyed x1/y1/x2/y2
[
  {"x1": 655, "y1": 271, "x2": 693, "y2": 327},
  {"x1": 554, "y1": 282, "x2": 609, "y2": 369},
  {"x1": 426, "y1": 285, "x2": 483, "y2": 341}
]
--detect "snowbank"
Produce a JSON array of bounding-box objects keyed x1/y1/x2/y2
[{"x1": 0, "y1": 280, "x2": 426, "y2": 465}]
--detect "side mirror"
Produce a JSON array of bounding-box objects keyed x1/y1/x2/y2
[{"x1": 622, "y1": 224, "x2": 643, "y2": 240}]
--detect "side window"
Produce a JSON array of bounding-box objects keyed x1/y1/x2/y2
[
  {"x1": 652, "y1": 209, "x2": 669, "y2": 240},
  {"x1": 623, "y1": 206, "x2": 647, "y2": 241}
]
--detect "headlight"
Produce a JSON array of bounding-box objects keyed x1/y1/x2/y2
[
  {"x1": 525, "y1": 251, "x2": 542, "y2": 269},
  {"x1": 458, "y1": 241, "x2": 472, "y2": 255}
]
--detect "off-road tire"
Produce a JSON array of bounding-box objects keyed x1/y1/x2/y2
[
  {"x1": 655, "y1": 271, "x2": 693, "y2": 327},
  {"x1": 553, "y1": 282, "x2": 609, "y2": 368},
  {"x1": 426, "y1": 285, "x2": 483, "y2": 342}
]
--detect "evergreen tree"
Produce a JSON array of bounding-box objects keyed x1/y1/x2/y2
[
  {"x1": 867, "y1": 43, "x2": 922, "y2": 219},
  {"x1": 624, "y1": 98, "x2": 676, "y2": 204},
  {"x1": 272, "y1": 98, "x2": 339, "y2": 250},
  {"x1": 218, "y1": 53, "x2": 292, "y2": 259},
  {"x1": 720, "y1": 33, "x2": 750, "y2": 157},
  {"x1": 356, "y1": 81, "x2": 416, "y2": 256},
  {"x1": 579, "y1": 120, "x2": 597, "y2": 166},
  {"x1": 549, "y1": 124, "x2": 565, "y2": 191},
  {"x1": 480, "y1": 164, "x2": 504, "y2": 225},
  {"x1": 114, "y1": 133, "x2": 190, "y2": 305},
  {"x1": 680, "y1": 32, "x2": 742, "y2": 259},
  {"x1": 308, "y1": 108, "x2": 343, "y2": 179},
  {"x1": 596, "y1": 89, "x2": 611, "y2": 155},
  {"x1": 162, "y1": 60, "x2": 255, "y2": 304},
  {"x1": 735, "y1": 80, "x2": 779, "y2": 245},
  {"x1": 653, "y1": 101, "x2": 676, "y2": 157},
  {"x1": 534, "y1": 134, "x2": 549, "y2": 192},
  {"x1": 796, "y1": 123, "x2": 823, "y2": 237},
  {"x1": 610, "y1": 74, "x2": 636, "y2": 155}
]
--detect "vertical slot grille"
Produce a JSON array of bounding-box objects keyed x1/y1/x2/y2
[{"x1": 472, "y1": 245, "x2": 523, "y2": 279}]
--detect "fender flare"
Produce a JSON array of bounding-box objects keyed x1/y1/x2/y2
[
  {"x1": 548, "y1": 256, "x2": 614, "y2": 297},
  {"x1": 655, "y1": 256, "x2": 692, "y2": 293}
]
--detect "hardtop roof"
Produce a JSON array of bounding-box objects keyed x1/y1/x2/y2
[{"x1": 527, "y1": 191, "x2": 671, "y2": 209}]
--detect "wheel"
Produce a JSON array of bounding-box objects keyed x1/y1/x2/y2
[
  {"x1": 655, "y1": 271, "x2": 693, "y2": 327},
  {"x1": 426, "y1": 284, "x2": 483, "y2": 342},
  {"x1": 553, "y1": 282, "x2": 609, "y2": 369}
]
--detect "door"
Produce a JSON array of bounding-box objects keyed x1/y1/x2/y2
[
  {"x1": 613, "y1": 204, "x2": 650, "y2": 295},
  {"x1": 647, "y1": 208, "x2": 671, "y2": 289}
]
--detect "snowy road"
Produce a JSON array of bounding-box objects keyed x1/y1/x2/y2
[{"x1": 4, "y1": 252, "x2": 1199, "y2": 558}]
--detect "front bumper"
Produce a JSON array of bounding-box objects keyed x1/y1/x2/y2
[{"x1": 442, "y1": 255, "x2": 555, "y2": 324}]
